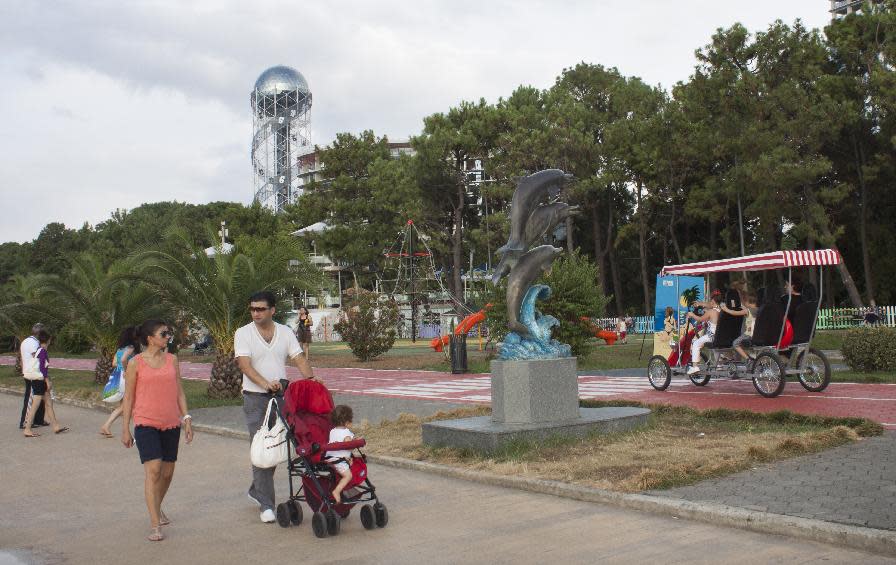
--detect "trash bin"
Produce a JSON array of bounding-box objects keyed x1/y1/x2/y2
[{"x1": 449, "y1": 333, "x2": 468, "y2": 374}]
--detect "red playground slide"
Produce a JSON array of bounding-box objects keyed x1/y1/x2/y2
[
  {"x1": 431, "y1": 310, "x2": 487, "y2": 352},
  {"x1": 580, "y1": 317, "x2": 619, "y2": 345}
]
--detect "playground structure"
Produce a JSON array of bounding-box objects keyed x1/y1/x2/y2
[
  {"x1": 430, "y1": 309, "x2": 489, "y2": 352},
  {"x1": 579, "y1": 317, "x2": 620, "y2": 345}
]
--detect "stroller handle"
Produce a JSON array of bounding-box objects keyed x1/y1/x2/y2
[{"x1": 319, "y1": 438, "x2": 366, "y2": 453}]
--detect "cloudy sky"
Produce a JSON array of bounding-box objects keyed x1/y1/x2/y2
[{"x1": 0, "y1": 0, "x2": 829, "y2": 243}]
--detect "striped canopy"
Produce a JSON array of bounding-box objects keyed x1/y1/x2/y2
[{"x1": 661, "y1": 249, "x2": 842, "y2": 276}]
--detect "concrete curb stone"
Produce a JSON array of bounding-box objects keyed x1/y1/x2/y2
[{"x1": 4, "y1": 386, "x2": 893, "y2": 556}]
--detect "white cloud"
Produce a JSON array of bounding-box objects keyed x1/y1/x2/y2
[{"x1": 0, "y1": 0, "x2": 830, "y2": 242}]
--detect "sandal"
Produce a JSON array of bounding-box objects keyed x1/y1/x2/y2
[
  {"x1": 23, "y1": 432, "x2": 40, "y2": 438},
  {"x1": 99, "y1": 430, "x2": 114, "y2": 438},
  {"x1": 55, "y1": 427, "x2": 70, "y2": 434},
  {"x1": 147, "y1": 527, "x2": 164, "y2": 542},
  {"x1": 159, "y1": 512, "x2": 171, "y2": 526}
]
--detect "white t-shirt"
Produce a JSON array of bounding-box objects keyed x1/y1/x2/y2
[
  {"x1": 234, "y1": 322, "x2": 302, "y2": 393},
  {"x1": 326, "y1": 427, "x2": 354, "y2": 460},
  {"x1": 20, "y1": 336, "x2": 39, "y2": 371}
]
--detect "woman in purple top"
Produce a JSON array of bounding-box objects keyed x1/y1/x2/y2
[{"x1": 22, "y1": 330, "x2": 69, "y2": 437}]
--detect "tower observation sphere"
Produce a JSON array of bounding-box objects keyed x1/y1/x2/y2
[{"x1": 251, "y1": 65, "x2": 312, "y2": 212}]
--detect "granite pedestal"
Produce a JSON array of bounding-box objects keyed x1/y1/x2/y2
[{"x1": 422, "y1": 357, "x2": 650, "y2": 453}]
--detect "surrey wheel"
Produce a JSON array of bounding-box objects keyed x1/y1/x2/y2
[
  {"x1": 648, "y1": 355, "x2": 671, "y2": 391},
  {"x1": 752, "y1": 352, "x2": 786, "y2": 398},
  {"x1": 796, "y1": 348, "x2": 831, "y2": 392},
  {"x1": 689, "y1": 352, "x2": 711, "y2": 386}
]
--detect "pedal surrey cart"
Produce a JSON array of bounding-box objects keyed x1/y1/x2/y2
[{"x1": 647, "y1": 249, "x2": 841, "y2": 398}]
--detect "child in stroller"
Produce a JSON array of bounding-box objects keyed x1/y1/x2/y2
[
  {"x1": 278, "y1": 379, "x2": 388, "y2": 538},
  {"x1": 327, "y1": 405, "x2": 357, "y2": 503}
]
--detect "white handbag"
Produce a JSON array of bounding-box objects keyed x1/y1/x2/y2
[
  {"x1": 250, "y1": 398, "x2": 288, "y2": 469},
  {"x1": 23, "y1": 348, "x2": 44, "y2": 380}
]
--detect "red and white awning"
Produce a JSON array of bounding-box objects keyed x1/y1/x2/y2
[{"x1": 661, "y1": 249, "x2": 841, "y2": 276}]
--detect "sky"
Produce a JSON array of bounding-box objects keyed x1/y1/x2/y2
[{"x1": 0, "y1": 0, "x2": 831, "y2": 244}]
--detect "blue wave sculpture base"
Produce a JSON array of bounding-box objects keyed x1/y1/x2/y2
[{"x1": 498, "y1": 284, "x2": 572, "y2": 361}]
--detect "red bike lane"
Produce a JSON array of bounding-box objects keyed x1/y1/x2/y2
[{"x1": 4, "y1": 356, "x2": 894, "y2": 429}]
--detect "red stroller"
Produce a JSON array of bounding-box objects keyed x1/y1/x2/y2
[{"x1": 275, "y1": 379, "x2": 389, "y2": 538}]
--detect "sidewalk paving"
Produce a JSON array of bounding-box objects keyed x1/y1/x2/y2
[{"x1": 2, "y1": 394, "x2": 892, "y2": 564}]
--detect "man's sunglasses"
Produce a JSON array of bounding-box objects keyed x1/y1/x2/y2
[{"x1": 249, "y1": 306, "x2": 270, "y2": 313}]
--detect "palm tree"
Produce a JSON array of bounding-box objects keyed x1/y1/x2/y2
[
  {"x1": 133, "y1": 232, "x2": 326, "y2": 399},
  {"x1": 35, "y1": 255, "x2": 166, "y2": 383},
  {"x1": 0, "y1": 274, "x2": 61, "y2": 375}
]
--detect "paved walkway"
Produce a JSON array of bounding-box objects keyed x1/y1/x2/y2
[
  {"x1": 2, "y1": 394, "x2": 891, "y2": 564},
  {"x1": 653, "y1": 431, "x2": 896, "y2": 531},
  {"x1": 6, "y1": 355, "x2": 894, "y2": 429}
]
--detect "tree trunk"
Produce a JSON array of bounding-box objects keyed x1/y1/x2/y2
[
  {"x1": 852, "y1": 136, "x2": 875, "y2": 304},
  {"x1": 94, "y1": 350, "x2": 114, "y2": 385},
  {"x1": 608, "y1": 233, "x2": 624, "y2": 315},
  {"x1": 636, "y1": 180, "x2": 651, "y2": 316},
  {"x1": 668, "y1": 199, "x2": 683, "y2": 264},
  {"x1": 208, "y1": 350, "x2": 242, "y2": 399},
  {"x1": 452, "y1": 180, "x2": 464, "y2": 304},
  {"x1": 591, "y1": 203, "x2": 608, "y2": 292},
  {"x1": 565, "y1": 215, "x2": 574, "y2": 253},
  {"x1": 13, "y1": 336, "x2": 22, "y2": 376}
]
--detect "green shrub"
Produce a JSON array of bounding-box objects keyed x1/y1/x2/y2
[
  {"x1": 334, "y1": 288, "x2": 400, "y2": 361},
  {"x1": 841, "y1": 327, "x2": 896, "y2": 372},
  {"x1": 482, "y1": 251, "x2": 609, "y2": 357},
  {"x1": 54, "y1": 325, "x2": 92, "y2": 354}
]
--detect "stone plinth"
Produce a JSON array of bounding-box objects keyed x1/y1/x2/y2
[
  {"x1": 422, "y1": 357, "x2": 651, "y2": 453},
  {"x1": 491, "y1": 358, "x2": 579, "y2": 423}
]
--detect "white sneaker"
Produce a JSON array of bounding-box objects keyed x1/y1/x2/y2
[
  {"x1": 247, "y1": 491, "x2": 262, "y2": 507},
  {"x1": 687, "y1": 364, "x2": 701, "y2": 375},
  {"x1": 260, "y1": 509, "x2": 276, "y2": 523}
]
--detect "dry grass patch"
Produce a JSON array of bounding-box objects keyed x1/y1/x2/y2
[{"x1": 358, "y1": 402, "x2": 881, "y2": 492}]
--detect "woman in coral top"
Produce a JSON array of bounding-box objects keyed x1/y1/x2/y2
[{"x1": 121, "y1": 319, "x2": 194, "y2": 542}]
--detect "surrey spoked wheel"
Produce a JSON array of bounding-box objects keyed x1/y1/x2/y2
[
  {"x1": 689, "y1": 352, "x2": 711, "y2": 386},
  {"x1": 286, "y1": 500, "x2": 303, "y2": 526},
  {"x1": 311, "y1": 511, "x2": 329, "y2": 538},
  {"x1": 752, "y1": 352, "x2": 786, "y2": 398},
  {"x1": 360, "y1": 504, "x2": 376, "y2": 530},
  {"x1": 796, "y1": 348, "x2": 831, "y2": 392},
  {"x1": 648, "y1": 355, "x2": 671, "y2": 391},
  {"x1": 276, "y1": 502, "x2": 291, "y2": 528},
  {"x1": 374, "y1": 502, "x2": 389, "y2": 528},
  {"x1": 326, "y1": 509, "x2": 341, "y2": 536}
]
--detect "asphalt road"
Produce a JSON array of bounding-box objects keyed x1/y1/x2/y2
[{"x1": 2, "y1": 395, "x2": 893, "y2": 564}]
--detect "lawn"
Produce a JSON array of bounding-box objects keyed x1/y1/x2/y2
[
  {"x1": 360, "y1": 401, "x2": 882, "y2": 492},
  {"x1": 0, "y1": 366, "x2": 241, "y2": 409}
]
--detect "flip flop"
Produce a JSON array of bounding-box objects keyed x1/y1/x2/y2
[
  {"x1": 23, "y1": 432, "x2": 40, "y2": 438},
  {"x1": 99, "y1": 431, "x2": 114, "y2": 438},
  {"x1": 55, "y1": 427, "x2": 70, "y2": 434},
  {"x1": 147, "y1": 527, "x2": 164, "y2": 542},
  {"x1": 159, "y1": 513, "x2": 171, "y2": 526}
]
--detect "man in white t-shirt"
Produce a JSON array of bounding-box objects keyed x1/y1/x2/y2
[
  {"x1": 19, "y1": 323, "x2": 47, "y2": 429},
  {"x1": 235, "y1": 291, "x2": 317, "y2": 524}
]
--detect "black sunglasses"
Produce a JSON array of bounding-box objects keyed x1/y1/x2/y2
[
  {"x1": 249, "y1": 306, "x2": 270, "y2": 313},
  {"x1": 158, "y1": 330, "x2": 173, "y2": 338}
]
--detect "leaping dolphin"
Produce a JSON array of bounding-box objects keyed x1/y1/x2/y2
[{"x1": 505, "y1": 245, "x2": 562, "y2": 335}]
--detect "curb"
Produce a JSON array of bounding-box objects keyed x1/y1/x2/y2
[{"x1": 4, "y1": 387, "x2": 894, "y2": 555}]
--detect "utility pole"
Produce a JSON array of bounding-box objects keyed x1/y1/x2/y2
[{"x1": 218, "y1": 221, "x2": 229, "y2": 247}]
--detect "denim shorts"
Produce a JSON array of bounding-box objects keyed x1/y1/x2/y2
[{"x1": 134, "y1": 425, "x2": 181, "y2": 464}]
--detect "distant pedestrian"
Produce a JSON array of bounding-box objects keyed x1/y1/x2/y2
[
  {"x1": 295, "y1": 306, "x2": 313, "y2": 359},
  {"x1": 236, "y1": 291, "x2": 317, "y2": 523},
  {"x1": 99, "y1": 326, "x2": 140, "y2": 438},
  {"x1": 121, "y1": 320, "x2": 193, "y2": 542},
  {"x1": 22, "y1": 330, "x2": 69, "y2": 437},
  {"x1": 617, "y1": 318, "x2": 628, "y2": 344},
  {"x1": 19, "y1": 323, "x2": 48, "y2": 430}
]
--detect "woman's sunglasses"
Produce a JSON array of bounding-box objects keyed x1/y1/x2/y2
[{"x1": 158, "y1": 330, "x2": 173, "y2": 338}]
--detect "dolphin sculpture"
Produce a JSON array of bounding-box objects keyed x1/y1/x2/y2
[
  {"x1": 492, "y1": 169, "x2": 573, "y2": 285},
  {"x1": 505, "y1": 245, "x2": 562, "y2": 335}
]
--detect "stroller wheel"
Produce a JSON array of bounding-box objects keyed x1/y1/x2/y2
[
  {"x1": 360, "y1": 504, "x2": 375, "y2": 530},
  {"x1": 374, "y1": 502, "x2": 389, "y2": 528},
  {"x1": 275, "y1": 503, "x2": 291, "y2": 528},
  {"x1": 326, "y1": 509, "x2": 341, "y2": 536},
  {"x1": 311, "y1": 511, "x2": 329, "y2": 538},
  {"x1": 287, "y1": 500, "x2": 303, "y2": 526}
]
